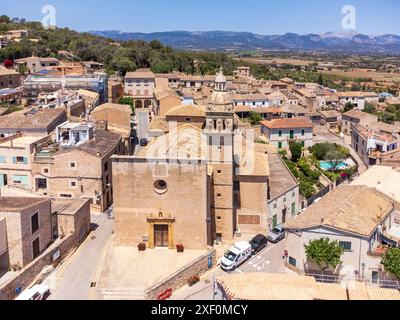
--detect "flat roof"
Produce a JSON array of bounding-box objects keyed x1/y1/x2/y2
[
  {"x1": 0, "y1": 135, "x2": 44, "y2": 148},
  {"x1": 0, "y1": 197, "x2": 50, "y2": 212},
  {"x1": 351, "y1": 166, "x2": 400, "y2": 203}
]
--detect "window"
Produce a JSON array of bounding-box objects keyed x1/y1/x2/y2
[
  {"x1": 0, "y1": 156, "x2": 5, "y2": 163},
  {"x1": 301, "y1": 129, "x2": 305, "y2": 136},
  {"x1": 13, "y1": 156, "x2": 28, "y2": 164},
  {"x1": 339, "y1": 241, "x2": 352, "y2": 251},
  {"x1": 60, "y1": 194, "x2": 72, "y2": 198},
  {"x1": 290, "y1": 130, "x2": 294, "y2": 139},
  {"x1": 104, "y1": 162, "x2": 108, "y2": 171},
  {"x1": 217, "y1": 193, "x2": 222, "y2": 198},
  {"x1": 301, "y1": 141, "x2": 305, "y2": 148},
  {"x1": 288, "y1": 256, "x2": 297, "y2": 267},
  {"x1": 31, "y1": 212, "x2": 39, "y2": 234},
  {"x1": 185, "y1": 117, "x2": 191, "y2": 122},
  {"x1": 278, "y1": 142, "x2": 282, "y2": 149},
  {"x1": 278, "y1": 130, "x2": 282, "y2": 137},
  {"x1": 217, "y1": 170, "x2": 222, "y2": 174},
  {"x1": 70, "y1": 181, "x2": 77, "y2": 188},
  {"x1": 217, "y1": 216, "x2": 222, "y2": 220},
  {"x1": 43, "y1": 168, "x2": 49, "y2": 174},
  {"x1": 154, "y1": 179, "x2": 168, "y2": 194},
  {"x1": 13, "y1": 175, "x2": 29, "y2": 185},
  {"x1": 69, "y1": 162, "x2": 76, "y2": 169},
  {"x1": 291, "y1": 203, "x2": 296, "y2": 215}
]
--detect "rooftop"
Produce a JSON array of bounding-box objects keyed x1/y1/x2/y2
[
  {"x1": 342, "y1": 110, "x2": 378, "y2": 123},
  {"x1": 165, "y1": 104, "x2": 206, "y2": 118},
  {"x1": 0, "y1": 197, "x2": 50, "y2": 212},
  {"x1": 0, "y1": 135, "x2": 44, "y2": 148},
  {"x1": 56, "y1": 129, "x2": 121, "y2": 158},
  {"x1": 216, "y1": 273, "x2": 347, "y2": 300},
  {"x1": 268, "y1": 153, "x2": 298, "y2": 199},
  {"x1": 351, "y1": 166, "x2": 400, "y2": 203},
  {"x1": 260, "y1": 117, "x2": 313, "y2": 129},
  {"x1": 286, "y1": 185, "x2": 394, "y2": 237},
  {"x1": 125, "y1": 68, "x2": 155, "y2": 79},
  {"x1": 0, "y1": 108, "x2": 66, "y2": 130},
  {"x1": 52, "y1": 198, "x2": 90, "y2": 215}
]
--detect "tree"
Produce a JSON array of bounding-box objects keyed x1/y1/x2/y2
[
  {"x1": 317, "y1": 74, "x2": 324, "y2": 86},
  {"x1": 381, "y1": 248, "x2": 400, "y2": 279},
  {"x1": 117, "y1": 97, "x2": 135, "y2": 113},
  {"x1": 289, "y1": 140, "x2": 303, "y2": 162},
  {"x1": 325, "y1": 150, "x2": 345, "y2": 171},
  {"x1": 344, "y1": 102, "x2": 354, "y2": 112},
  {"x1": 305, "y1": 238, "x2": 344, "y2": 272},
  {"x1": 249, "y1": 111, "x2": 262, "y2": 126}
]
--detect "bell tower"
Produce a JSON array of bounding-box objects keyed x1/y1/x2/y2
[{"x1": 204, "y1": 67, "x2": 236, "y2": 242}]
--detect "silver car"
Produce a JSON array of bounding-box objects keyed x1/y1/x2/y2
[{"x1": 267, "y1": 224, "x2": 286, "y2": 243}]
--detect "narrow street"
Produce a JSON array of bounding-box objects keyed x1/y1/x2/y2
[
  {"x1": 43, "y1": 213, "x2": 114, "y2": 300},
  {"x1": 171, "y1": 240, "x2": 287, "y2": 300}
]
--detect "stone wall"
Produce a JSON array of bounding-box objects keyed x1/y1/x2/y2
[
  {"x1": 0, "y1": 233, "x2": 78, "y2": 300},
  {"x1": 145, "y1": 249, "x2": 216, "y2": 300}
]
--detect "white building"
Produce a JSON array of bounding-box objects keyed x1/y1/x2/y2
[
  {"x1": 285, "y1": 186, "x2": 398, "y2": 284},
  {"x1": 260, "y1": 118, "x2": 314, "y2": 149}
]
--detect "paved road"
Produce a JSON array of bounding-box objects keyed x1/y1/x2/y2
[
  {"x1": 171, "y1": 240, "x2": 287, "y2": 300},
  {"x1": 44, "y1": 213, "x2": 114, "y2": 300}
]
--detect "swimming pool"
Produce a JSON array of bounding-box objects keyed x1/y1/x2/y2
[{"x1": 319, "y1": 161, "x2": 349, "y2": 171}]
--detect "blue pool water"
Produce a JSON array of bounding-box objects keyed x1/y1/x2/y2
[{"x1": 319, "y1": 161, "x2": 349, "y2": 171}]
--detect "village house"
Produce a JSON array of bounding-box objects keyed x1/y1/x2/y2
[
  {"x1": 15, "y1": 56, "x2": 60, "y2": 73},
  {"x1": 31, "y1": 122, "x2": 123, "y2": 212},
  {"x1": 267, "y1": 153, "x2": 300, "y2": 228},
  {"x1": 0, "y1": 68, "x2": 21, "y2": 90},
  {"x1": 320, "y1": 110, "x2": 342, "y2": 131},
  {"x1": 260, "y1": 118, "x2": 314, "y2": 149},
  {"x1": 285, "y1": 186, "x2": 398, "y2": 283},
  {"x1": 108, "y1": 79, "x2": 124, "y2": 103},
  {"x1": 341, "y1": 109, "x2": 378, "y2": 136},
  {"x1": 124, "y1": 69, "x2": 155, "y2": 109},
  {"x1": 0, "y1": 197, "x2": 52, "y2": 270},
  {"x1": 351, "y1": 121, "x2": 400, "y2": 167},
  {"x1": 337, "y1": 91, "x2": 379, "y2": 110},
  {"x1": 90, "y1": 103, "x2": 133, "y2": 154},
  {"x1": 0, "y1": 108, "x2": 67, "y2": 137},
  {"x1": 153, "y1": 89, "x2": 182, "y2": 116},
  {"x1": 0, "y1": 133, "x2": 49, "y2": 190}
]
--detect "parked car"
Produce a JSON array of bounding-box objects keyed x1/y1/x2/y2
[
  {"x1": 15, "y1": 284, "x2": 50, "y2": 300},
  {"x1": 249, "y1": 234, "x2": 268, "y2": 255},
  {"x1": 267, "y1": 224, "x2": 286, "y2": 243},
  {"x1": 220, "y1": 241, "x2": 252, "y2": 272},
  {"x1": 139, "y1": 138, "x2": 148, "y2": 146}
]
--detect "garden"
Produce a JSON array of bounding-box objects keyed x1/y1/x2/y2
[{"x1": 280, "y1": 141, "x2": 356, "y2": 199}]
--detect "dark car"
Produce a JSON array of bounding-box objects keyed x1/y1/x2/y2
[
  {"x1": 139, "y1": 138, "x2": 148, "y2": 146},
  {"x1": 249, "y1": 234, "x2": 268, "y2": 255}
]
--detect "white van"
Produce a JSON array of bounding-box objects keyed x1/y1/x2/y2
[
  {"x1": 15, "y1": 284, "x2": 50, "y2": 300},
  {"x1": 220, "y1": 241, "x2": 252, "y2": 272}
]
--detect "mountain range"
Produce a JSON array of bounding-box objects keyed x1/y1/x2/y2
[{"x1": 90, "y1": 30, "x2": 400, "y2": 53}]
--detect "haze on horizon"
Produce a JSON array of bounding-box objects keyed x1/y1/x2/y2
[{"x1": 1, "y1": 0, "x2": 399, "y2": 36}]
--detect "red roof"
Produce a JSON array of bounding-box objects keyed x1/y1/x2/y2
[{"x1": 260, "y1": 117, "x2": 313, "y2": 129}]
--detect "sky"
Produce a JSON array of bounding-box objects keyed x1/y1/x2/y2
[{"x1": 1, "y1": 0, "x2": 399, "y2": 35}]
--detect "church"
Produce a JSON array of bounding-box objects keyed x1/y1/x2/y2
[{"x1": 112, "y1": 69, "x2": 296, "y2": 250}]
